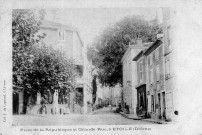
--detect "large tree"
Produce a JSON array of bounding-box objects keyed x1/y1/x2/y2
[
  {"x1": 88, "y1": 16, "x2": 162, "y2": 87},
  {"x1": 12, "y1": 9, "x2": 78, "y2": 113},
  {"x1": 12, "y1": 9, "x2": 45, "y2": 93}
]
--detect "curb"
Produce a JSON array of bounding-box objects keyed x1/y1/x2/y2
[
  {"x1": 120, "y1": 112, "x2": 142, "y2": 120},
  {"x1": 120, "y1": 112, "x2": 169, "y2": 124},
  {"x1": 141, "y1": 119, "x2": 169, "y2": 124}
]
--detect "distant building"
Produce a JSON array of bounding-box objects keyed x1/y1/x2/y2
[
  {"x1": 110, "y1": 85, "x2": 122, "y2": 107},
  {"x1": 102, "y1": 86, "x2": 110, "y2": 105}
]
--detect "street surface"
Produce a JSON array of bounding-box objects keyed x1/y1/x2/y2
[{"x1": 13, "y1": 107, "x2": 152, "y2": 126}]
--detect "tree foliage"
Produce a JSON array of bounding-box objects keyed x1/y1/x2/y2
[
  {"x1": 88, "y1": 16, "x2": 162, "y2": 87},
  {"x1": 12, "y1": 9, "x2": 78, "y2": 98},
  {"x1": 29, "y1": 44, "x2": 78, "y2": 96},
  {"x1": 12, "y1": 9, "x2": 45, "y2": 92}
]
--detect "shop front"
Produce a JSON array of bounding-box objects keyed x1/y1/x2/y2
[{"x1": 136, "y1": 84, "x2": 147, "y2": 117}]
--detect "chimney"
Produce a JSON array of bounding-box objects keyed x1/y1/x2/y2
[{"x1": 136, "y1": 38, "x2": 142, "y2": 46}]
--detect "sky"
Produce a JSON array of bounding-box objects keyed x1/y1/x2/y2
[{"x1": 45, "y1": 8, "x2": 161, "y2": 47}]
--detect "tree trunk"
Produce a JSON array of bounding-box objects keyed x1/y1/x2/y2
[{"x1": 22, "y1": 90, "x2": 29, "y2": 114}]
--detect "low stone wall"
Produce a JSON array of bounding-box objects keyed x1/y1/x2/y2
[{"x1": 27, "y1": 104, "x2": 70, "y2": 115}]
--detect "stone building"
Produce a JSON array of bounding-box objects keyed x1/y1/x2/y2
[
  {"x1": 109, "y1": 85, "x2": 122, "y2": 107},
  {"x1": 162, "y1": 8, "x2": 178, "y2": 121},
  {"x1": 15, "y1": 20, "x2": 93, "y2": 114},
  {"x1": 144, "y1": 37, "x2": 165, "y2": 120},
  {"x1": 121, "y1": 39, "x2": 151, "y2": 114},
  {"x1": 129, "y1": 8, "x2": 178, "y2": 122},
  {"x1": 133, "y1": 50, "x2": 147, "y2": 117}
]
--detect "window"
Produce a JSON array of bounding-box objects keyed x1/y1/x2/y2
[
  {"x1": 159, "y1": 46, "x2": 162, "y2": 60},
  {"x1": 58, "y1": 30, "x2": 65, "y2": 41},
  {"x1": 156, "y1": 65, "x2": 160, "y2": 82},
  {"x1": 167, "y1": 26, "x2": 171, "y2": 46},
  {"x1": 150, "y1": 68, "x2": 154, "y2": 85},
  {"x1": 148, "y1": 56, "x2": 150, "y2": 66},
  {"x1": 165, "y1": 59, "x2": 170, "y2": 78},
  {"x1": 155, "y1": 50, "x2": 159, "y2": 61},
  {"x1": 139, "y1": 61, "x2": 143, "y2": 83},
  {"x1": 150, "y1": 55, "x2": 153, "y2": 67}
]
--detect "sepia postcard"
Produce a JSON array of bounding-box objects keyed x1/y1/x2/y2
[{"x1": 0, "y1": 0, "x2": 202, "y2": 135}]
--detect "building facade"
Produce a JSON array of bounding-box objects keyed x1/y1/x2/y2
[
  {"x1": 121, "y1": 39, "x2": 150, "y2": 114},
  {"x1": 144, "y1": 38, "x2": 165, "y2": 120},
  {"x1": 16, "y1": 20, "x2": 93, "y2": 114},
  {"x1": 109, "y1": 85, "x2": 122, "y2": 107},
  {"x1": 39, "y1": 20, "x2": 92, "y2": 114},
  {"x1": 162, "y1": 8, "x2": 178, "y2": 121},
  {"x1": 133, "y1": 51, "x2": 147, "y2": 117},
  {"x1": 128, "y1": 8, "x2": 178, "y2": 122}
]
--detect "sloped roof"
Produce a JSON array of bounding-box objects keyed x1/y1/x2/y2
[
  {"x1": 144, "y1": 39, "x2": 163, "y2": 56},
  {"x1": 41, "y1": 20, "x2": 77, "y2": 31},
  {"x1": 40, "y1": 20, "x2": 84, "y2": 46},
  {"x1": 121, "y1": 42, "x2": 152, "y2": 63}
]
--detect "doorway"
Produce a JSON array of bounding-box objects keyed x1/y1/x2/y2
[
  {"x1": 162, "y1": 92, "x2": 166, "y2": 119},
  {"x1": 158, "y1": 93, "x2": 161, "y2": 118}
]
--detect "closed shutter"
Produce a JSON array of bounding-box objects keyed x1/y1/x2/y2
[
  {"x1": 140, "y1": 61, "x2": 143, "y2": 83},
  {"x1": 165, "y1": 59, "x2": 170, "y2": 77},
  {"x1": 150, "y1": 68, "x2": 153, "y2": 85},
  {"x1": 155, "y1": 50, "x2": 159, "y2": 61},
  {"x1": 150, "y1": 55, "x2": 153, "y2": 67},
  {"x1": 156, "y1": 65, "x2": 160, "y2": 82},
  {"x1": 159, "y1": 46, "x2": 162, "y2": 60},
  {"x1": 148, "y1": 56, "x2": 150, "y2": 66},
  {"x1": 167, "y1": 26, "x2": 171, "y2": 46},
  {"x1": 137, "y1": 62, "x2": 139, "y2": 84}
]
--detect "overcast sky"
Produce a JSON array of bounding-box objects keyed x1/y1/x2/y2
[{"x1": 45, "y1": 8, "x2": 161, "y2": 47}]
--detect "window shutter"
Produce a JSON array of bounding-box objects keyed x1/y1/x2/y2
[
  {"x1": 58, "y1": 30, "x2": 65, "y2": 41},
  {"x1": 140, "y1": 61, "x2": 143, "y2": 83},
  {"x1": 139, "y1": 64, "x2": 141, "y2": 83},
  {"x1": 166, "y1": 59, "x2": 170, "y2": 77},
  {"x1": 149, "y1": 68, "x2": 151, "y2": 84},
  {"x1": 159, "y1": 46, "x2": 162, "y2": 60},
  {"x1": 167, "y1": 26, "x2": 171, "y2": 46},
  {"x1": 150, "y1": 55, "x2": 153, "y2": 67},
  {"x1": 148, "y1": 56, "x2": 150, "y2": 66},
  {"x1": 155, "y1": 50, "x2": 159, "y2": 61},
  {"x1": 156, "y1": 65, "x2": 160, "y2": 82},
  {"x1": 150, "y1": 68, "x2": 153, "y2": 85},
  {"x1": 137, "y1": 62, "x2": 139, "y2": 84}
]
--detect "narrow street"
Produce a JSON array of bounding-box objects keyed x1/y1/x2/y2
[{"x1": 13, "y1": 107, "x2": 152, "y2": 126}]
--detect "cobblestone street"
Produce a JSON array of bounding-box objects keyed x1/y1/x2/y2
[{"x1": 13, "y1": 107, "x2": 152, "y2": 126}]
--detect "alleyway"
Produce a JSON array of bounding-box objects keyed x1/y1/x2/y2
[{"x1": 13, "y1": 107, "x2": 152, "y2": 126}]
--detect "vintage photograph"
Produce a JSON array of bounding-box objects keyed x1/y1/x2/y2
[{"x1": 12, "y1": 8, "x2": 179, "y2": 126}]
